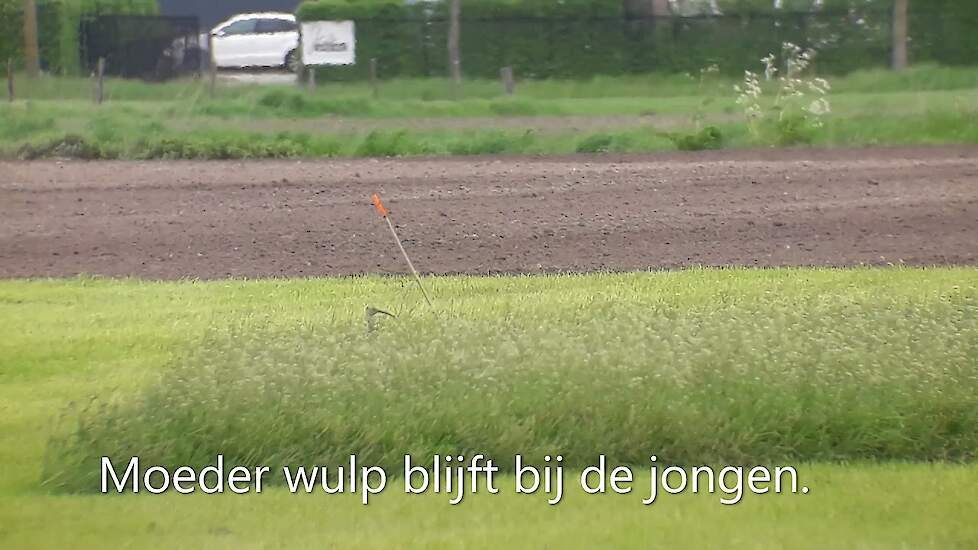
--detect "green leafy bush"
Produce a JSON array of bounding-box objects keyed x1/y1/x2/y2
[
  {"x1": 774, "y1": 114, "x2": 817, "y2": 146},
  {"x1": 671, "y1": 125, "x2": 725, "y2": 151}
]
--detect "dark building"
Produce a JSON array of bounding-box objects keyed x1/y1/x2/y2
[{"x1": 158, "y1": 0, "x2": 301, "y2": 29}]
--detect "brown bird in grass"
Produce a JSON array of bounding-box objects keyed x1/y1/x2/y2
[{"x1": 365, "y1": 306, "x2": 395, "y2": 333}]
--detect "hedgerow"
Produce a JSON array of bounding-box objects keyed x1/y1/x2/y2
[
  {"x1": 296, "y1": 0, "x2": 978, "y2": 80},
  {"x1": 0, "y1": 0, "x2": 157, "y2": 75}
]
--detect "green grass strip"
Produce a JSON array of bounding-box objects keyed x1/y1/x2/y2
[{"x1": 0, "y1": 268, "x2": 971, "y2": 493}]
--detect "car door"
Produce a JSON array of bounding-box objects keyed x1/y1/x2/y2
[
  {"x1": 211, "y1": 18, "x2": 258, "y2": 68},
  {"x1": 254, "y1": 18, "x2": 299, "y2": 67}
]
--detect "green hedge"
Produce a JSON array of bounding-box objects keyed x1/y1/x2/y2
[
  {"x1": 297, "y1": 0, "x2": 877, "y2": 80},
  {"x1": 297, "y1": 0, "x2": 624, "y2": 20},
  {"x1": 909, "y1": 0, "x2": 978, "y2": 66},
  {"x1": 0, "y1": 0, "x2": 25, "y2": 67},
  {"x1": 297, "y1": 0, "x2": 978, "y2": 81},
  {"x1": 298, "y1": 0, "x2": 651, "y2": 80},
  {"x1": 0, "y1": 0, "x2": 157, "y2": 75}
]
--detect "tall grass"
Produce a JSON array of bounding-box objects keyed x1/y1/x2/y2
[{"x1": 40, "y1": 269, "x2": 978, "y2": 493}]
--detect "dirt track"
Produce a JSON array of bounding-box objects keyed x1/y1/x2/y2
[{"x1": 1, "y1": 146, "x2": 976, "y2": 279}]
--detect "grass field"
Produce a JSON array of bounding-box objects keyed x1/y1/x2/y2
[
  {"x1": 12, "y1": 64, "x2": 978, "y2": 102},
  {"x1": 2, "y1": 466, "x2": 977, "y2": 548},
  {"x1": 2, "y1": 65, "x2": 978, "y2": 158},
  {"x1": 1, "y1": 268, "x2": 976, "y2": 547}
]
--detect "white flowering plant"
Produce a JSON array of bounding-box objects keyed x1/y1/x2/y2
[{"x1": 735, "y1": 42, "x2": 832, "y2": 145}]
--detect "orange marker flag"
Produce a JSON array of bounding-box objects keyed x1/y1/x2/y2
[
  {"x1": 370, "y1": 193, "x2": 432, "y2": 307},
  {"x1": 372, "y1": 193, "x2": 389, "y2": 218}
]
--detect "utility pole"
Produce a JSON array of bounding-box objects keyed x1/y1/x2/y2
[
  {"x1": 447, "y1": 0, "x2": 461, "y2": 98},
  {"x1": 23, "y1": 0, "x2": 40, "y2": 77},
  {"x1": 892, "y1": 0, "x2": 908, "y2": 70}
]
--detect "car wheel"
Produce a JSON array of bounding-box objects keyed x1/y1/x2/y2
[{"x1": 285, "y1": 50, "x2": 299, "y2": 73}]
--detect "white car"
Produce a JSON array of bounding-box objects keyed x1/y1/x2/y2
[{"x1": 210, "y1": 13, "x2": 300, "y2": 71}]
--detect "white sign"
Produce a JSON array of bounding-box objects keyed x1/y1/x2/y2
[{"x1": 301, "y1": 21, "x2": 356, "y2": 66}]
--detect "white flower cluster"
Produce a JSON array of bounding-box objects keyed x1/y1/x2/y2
[
  {"x1": 805, "y1": 77, "x2": 832, "y2": 123},
  {"x1": 734, "y1": 42, "x2": 833, "y2": 137},
  {"x1": 734, "y1": 70, "x2": 763, "y2": 123}
]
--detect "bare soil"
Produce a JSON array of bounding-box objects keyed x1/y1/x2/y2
[{"x1": 1, "y1": 146, "x2": 976, "y2": 279}]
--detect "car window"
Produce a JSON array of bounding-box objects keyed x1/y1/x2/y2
[
  {"x1": 256, "y1": 18, "x2": 297, "y2": 34},
  {"x1": 220, "y1": 19, "x2": 257, "y2": 36}
]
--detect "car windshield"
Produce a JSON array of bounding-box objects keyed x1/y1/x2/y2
[
  {"x1": 220, "y1": 19, "x2": 257, "y2": 35},
  {"x1": 256, "y1": 18, "x2": 296, "y2": 33}
]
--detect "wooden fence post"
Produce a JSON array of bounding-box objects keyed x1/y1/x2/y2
[
  {"x1": 500, "y1": 66, "x2": 514, "y2": 95},
  {"x1": 6, "y1": 59, "x2": 13, "y2": 102},
  {"x1": 207, "y1": 33, "x2": 217, "y2": 97},
  {"x1": 448, "y1": 0, "x2": 462, "y2": 99},
  {"x1": 892, "y1": 0, "x2": 909, "y2": 70},
  {"x1": 369, "y1": 57, "x2": 379, "y2": 99},
  {"x1": 23, "y1": 0, "x2": 40, "y2": 77},
  {"x1": 95, "y1": 58, "x2": 105, "y2": 105}
]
